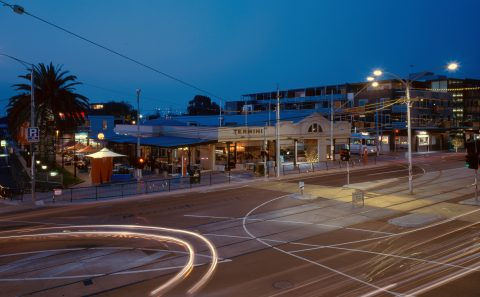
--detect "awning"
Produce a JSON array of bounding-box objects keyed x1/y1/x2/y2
[{"x1": 107, "y1": 135, "x2": 216, "y2": 148}]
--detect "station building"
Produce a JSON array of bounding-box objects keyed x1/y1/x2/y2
[{"x1": 110, "y1": 111, "x2": 350, "y2": 174}]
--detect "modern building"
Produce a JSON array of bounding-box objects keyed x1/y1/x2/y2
[{"x1": 227, "y1": 78, "x2": 455, "y2": 152}]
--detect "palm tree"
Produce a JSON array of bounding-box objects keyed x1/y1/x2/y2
[{"x1": 7, "y1": 63, "x2": 89, "y2": 164}]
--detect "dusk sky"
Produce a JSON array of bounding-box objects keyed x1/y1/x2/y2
[{"x1": 1, "y1": 0, "x2": 479, "y2": 116}]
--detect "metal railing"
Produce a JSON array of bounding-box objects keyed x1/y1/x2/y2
[{"x1": 50, "y1": 171, "x2": 233, "y2": 203}]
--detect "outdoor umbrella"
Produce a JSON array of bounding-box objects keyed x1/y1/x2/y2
[
  {"x1": 86, "y1": 148, "x2": 126, "y2": 184},
  {"x1": 86, "y1": 147, "x2": 125, "y2": 159}
]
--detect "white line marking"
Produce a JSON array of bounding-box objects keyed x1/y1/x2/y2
[
  {"x1": 359, "y1": 284, "x2": 398, "y2": 297},
  {"x1": 0, "y1": 259, "x2": 231, "y2": 281},
  {"x1": 367, "y1": 169, "x2": 407, "y2": 176},
  {"x1": 184, "y1": 214, "x2": 394, "y2": 235},
  {"x1": 203, "y1": 232, "x2": 480, "y2": 274},
  {"x1": 405, "y1": 262, "x2": 480, "y2": 296},
  {"x1": 240, "y1": 195, "x2": 404, "y2": 296}
]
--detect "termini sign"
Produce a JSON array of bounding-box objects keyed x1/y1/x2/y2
[{"x1": 233, "y1": 128, "x2": 264, "y2": 135}]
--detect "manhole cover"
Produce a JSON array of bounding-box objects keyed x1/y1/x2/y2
[{"x1": 273, "y1": 280, "x2": 294, "y2": 290}]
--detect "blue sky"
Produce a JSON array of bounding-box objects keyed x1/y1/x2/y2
[{"x1": 1, "y1": 0, "x2": 479, "y2": 115}]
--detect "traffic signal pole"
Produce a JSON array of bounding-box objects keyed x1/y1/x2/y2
[
  {"x1": 30, "y1": 67, "x2": 36, "y2": 204},
  {"x1": 347, "y1": 161, "x2": 350, "y2": 185},
  {"x1": 476, "y1": 140, "x2": 478, "y2": 202},
  {"x1": 475, "y1": 169, "x2": 478, "y2": 202}
]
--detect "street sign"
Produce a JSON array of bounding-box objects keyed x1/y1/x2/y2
[
  {"x1": 299, "y1": 181, "x2": 305, "y2": 195},
  {"x1": 27, "y1": 127, "x2": 40, "y2": 143},
  {"x1": 352, "y1": 190, "x2": 364, "y2": 207}
]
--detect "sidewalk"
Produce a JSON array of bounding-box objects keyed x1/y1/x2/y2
[{"x1": 249, "y1": 165, "x2": 479, "y2": 230}]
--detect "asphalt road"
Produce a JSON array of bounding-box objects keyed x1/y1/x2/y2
[{"x1": 0, "y1": 152, "x2": 477, "y2": 297}]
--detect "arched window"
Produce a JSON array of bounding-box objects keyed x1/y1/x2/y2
[{"x1": 308, "y1": 123, "x2": 322, "y2": 133}]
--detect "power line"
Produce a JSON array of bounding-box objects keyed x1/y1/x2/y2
[{"x1": 0, "y1": 0, "x2": 227, "y2": 104}]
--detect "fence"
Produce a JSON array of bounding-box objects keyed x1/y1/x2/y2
[
  {"x1": 50, "y1": 171, "x2": 233, "y2": 203},
  {"x1": 4, "y1": 156, "x2": 378, "y2": 203},
  {"x1": 279, "y1": 156, "x2": 376, "y2": 176}
]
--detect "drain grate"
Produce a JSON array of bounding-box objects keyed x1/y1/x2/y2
[{"x1": 273, "y1": 280, "x2": 294, "y2": 290}]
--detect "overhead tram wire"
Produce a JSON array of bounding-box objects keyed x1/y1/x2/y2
[
  {"x1": 0, "y1": 0, "x2": 226, "y2": 105},
  {"x1": 0, "y1": 53, "x2": 188, "y2": 110}
]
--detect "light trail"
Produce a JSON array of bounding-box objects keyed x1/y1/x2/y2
[
  {"x1": 241, "y1": 194, "x2": 405, "y2": 296},
  {"x1": 0, "y1": 225, "x2": 219, "y2": 296}
]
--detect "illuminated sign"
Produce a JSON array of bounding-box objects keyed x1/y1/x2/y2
[{"x1": 233, "y1": 128, "x2": 264, "y2": 135}]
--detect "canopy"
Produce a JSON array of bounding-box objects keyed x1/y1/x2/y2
[
  {"x1": 77, "y1": 145, "x2": 98, "y2": 154},
  {"x1": 66, "y1": 143, "x2": 86, "y2": 151},
  {"x1": 86, "y1": 147, "x2": 125, "y2": 159}
]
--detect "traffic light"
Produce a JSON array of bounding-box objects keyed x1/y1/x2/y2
[
  {"x1": 466, "y1": 154, "x2": 479, "y2": 170},
  {"x1": 465, "y1": 140, "x2": 480, "y2": 170},
  {"x1": 340, "y1": 149, "x2": 350, "y2": 161},
  {"x1": 136, "y1": 157, "x2": 146, "y2": 169}
]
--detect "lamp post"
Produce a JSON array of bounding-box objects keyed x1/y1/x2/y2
[
  {"x1": 136, "y1": 89, "x2": 142, "y2": 181},
  {"x1": 372, "y1": 62, "x2": 459, "y2": 195},
  {"x1": 0, "y1": 53, "x2": 36, "y2": 204},
  {"x1": 276, "y1": 86, "x2": 281, "y2": 178}
]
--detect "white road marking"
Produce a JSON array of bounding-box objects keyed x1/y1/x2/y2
[
  {"x1": 0, "y1": 225, "x2": 219, "y2": 296},
  {"x1": 367, "y1": 169, "x2": 408, "y2": 176},
  {"x1": 241, "y1": 194, "x2": 404, "y2": 296},
  {"x1": 184, "y1": 214, "x2": 394, "y2": 235},
  {"x1": 0, "y1": 259, "x2": 231, "y2": 281},
  {"x1": 405, "y1": 262, "x2": 480, "y2": 296},
  {"x1": 237, "y1": 177, "x2": 480, "y2": 296},
  {"x1": 203, "y1": 232, "x2": 480, "y2": 274},
  {"x1": 359, "y1": 284, "x2": 398, "y2": 297}
]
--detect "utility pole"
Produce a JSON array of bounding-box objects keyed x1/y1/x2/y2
[
  {"x1": 136, "y1": 89, "x2": 142, "y2": 181},
  {"x1": 376, "y1": 99, "x2": 380, "y2": 156},
  {"x1": 30, "y1": 67, "x2": 36, "y2": 204},
  {"x1": 330, "y1": 89, "x2": 334, "y2": 160},
  {"x1": 276, "y1": 86, "x2": 281, "y2": 178},
  {"x1": 263, "y1": 123, "x2": 267, "y2": 178},
  {"x1": 219, "y1": 100, "x2": 223, "y2": 127},
  {"x1": 406, "y1": 84, "x2": 413, "y2": 194}
]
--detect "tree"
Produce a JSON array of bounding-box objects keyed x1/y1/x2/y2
[
  {"x1": 187, "y1": 95, "x2": 220, "y2": 115},
  {"x1": 90, "y1": 101, "x2": 136, "y2": 121},
  {"x1": 7, "y1": 63, "x2": 89, "y2": 164},
  {"x1": 451, "y1": 137, "x2": 463, "y2": 153}
]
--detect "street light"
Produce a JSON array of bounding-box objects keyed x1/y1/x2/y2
[
  {"x1": 372, "y1": 63, "x2": 460, "y2": 195},
  {"x1": 136, "y1": 89, "x2": 142, "y2": 181},
  {"x1": 0, "y1": 53, "x2": 36, "y2": 204},
  {"x1": 447, "y1": 62, "x2": 459, "y2": 72},
  {"x1": 371, "y1": 81, "x2": 379, "y2": 88},
  {"x1": 366, "y1": 76, "x2": 375, "y2": 82}
]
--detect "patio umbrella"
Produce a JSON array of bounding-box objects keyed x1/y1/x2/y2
[
  {"x1": 85, "y1": 147, "x2": 125, "y2": 159},
  {"x1": 86, "y1": 148, "x2": 126, "y2": 184}
]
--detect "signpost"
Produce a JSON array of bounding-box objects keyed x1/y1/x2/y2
[
  {"x1": 352, "y1": 190, "x2": 364, "y2": 207},
  {"x1": 27, "y1": 127, "x2": 39, "y2": 143},
  {"x1": 298, "y1": 181, "x2": 305, "y2": 195}
]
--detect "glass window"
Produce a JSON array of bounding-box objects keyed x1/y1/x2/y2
[{"x1": 308, "y1": 123, "x2": 322, "y2": 133}]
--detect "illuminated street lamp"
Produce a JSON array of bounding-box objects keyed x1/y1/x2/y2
[
  {"x1": 371, "y1": 81, "x2": 379, "y2": 87},
  {"x1": 366, "y1": 76, "x2": 375, "y2": 82},
  {"x1": 372, "y1": 62, "x2": 460, "y2": 195},
  {"x1": 447, "y1": 62, "x2": 459, "y2": 72}
]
